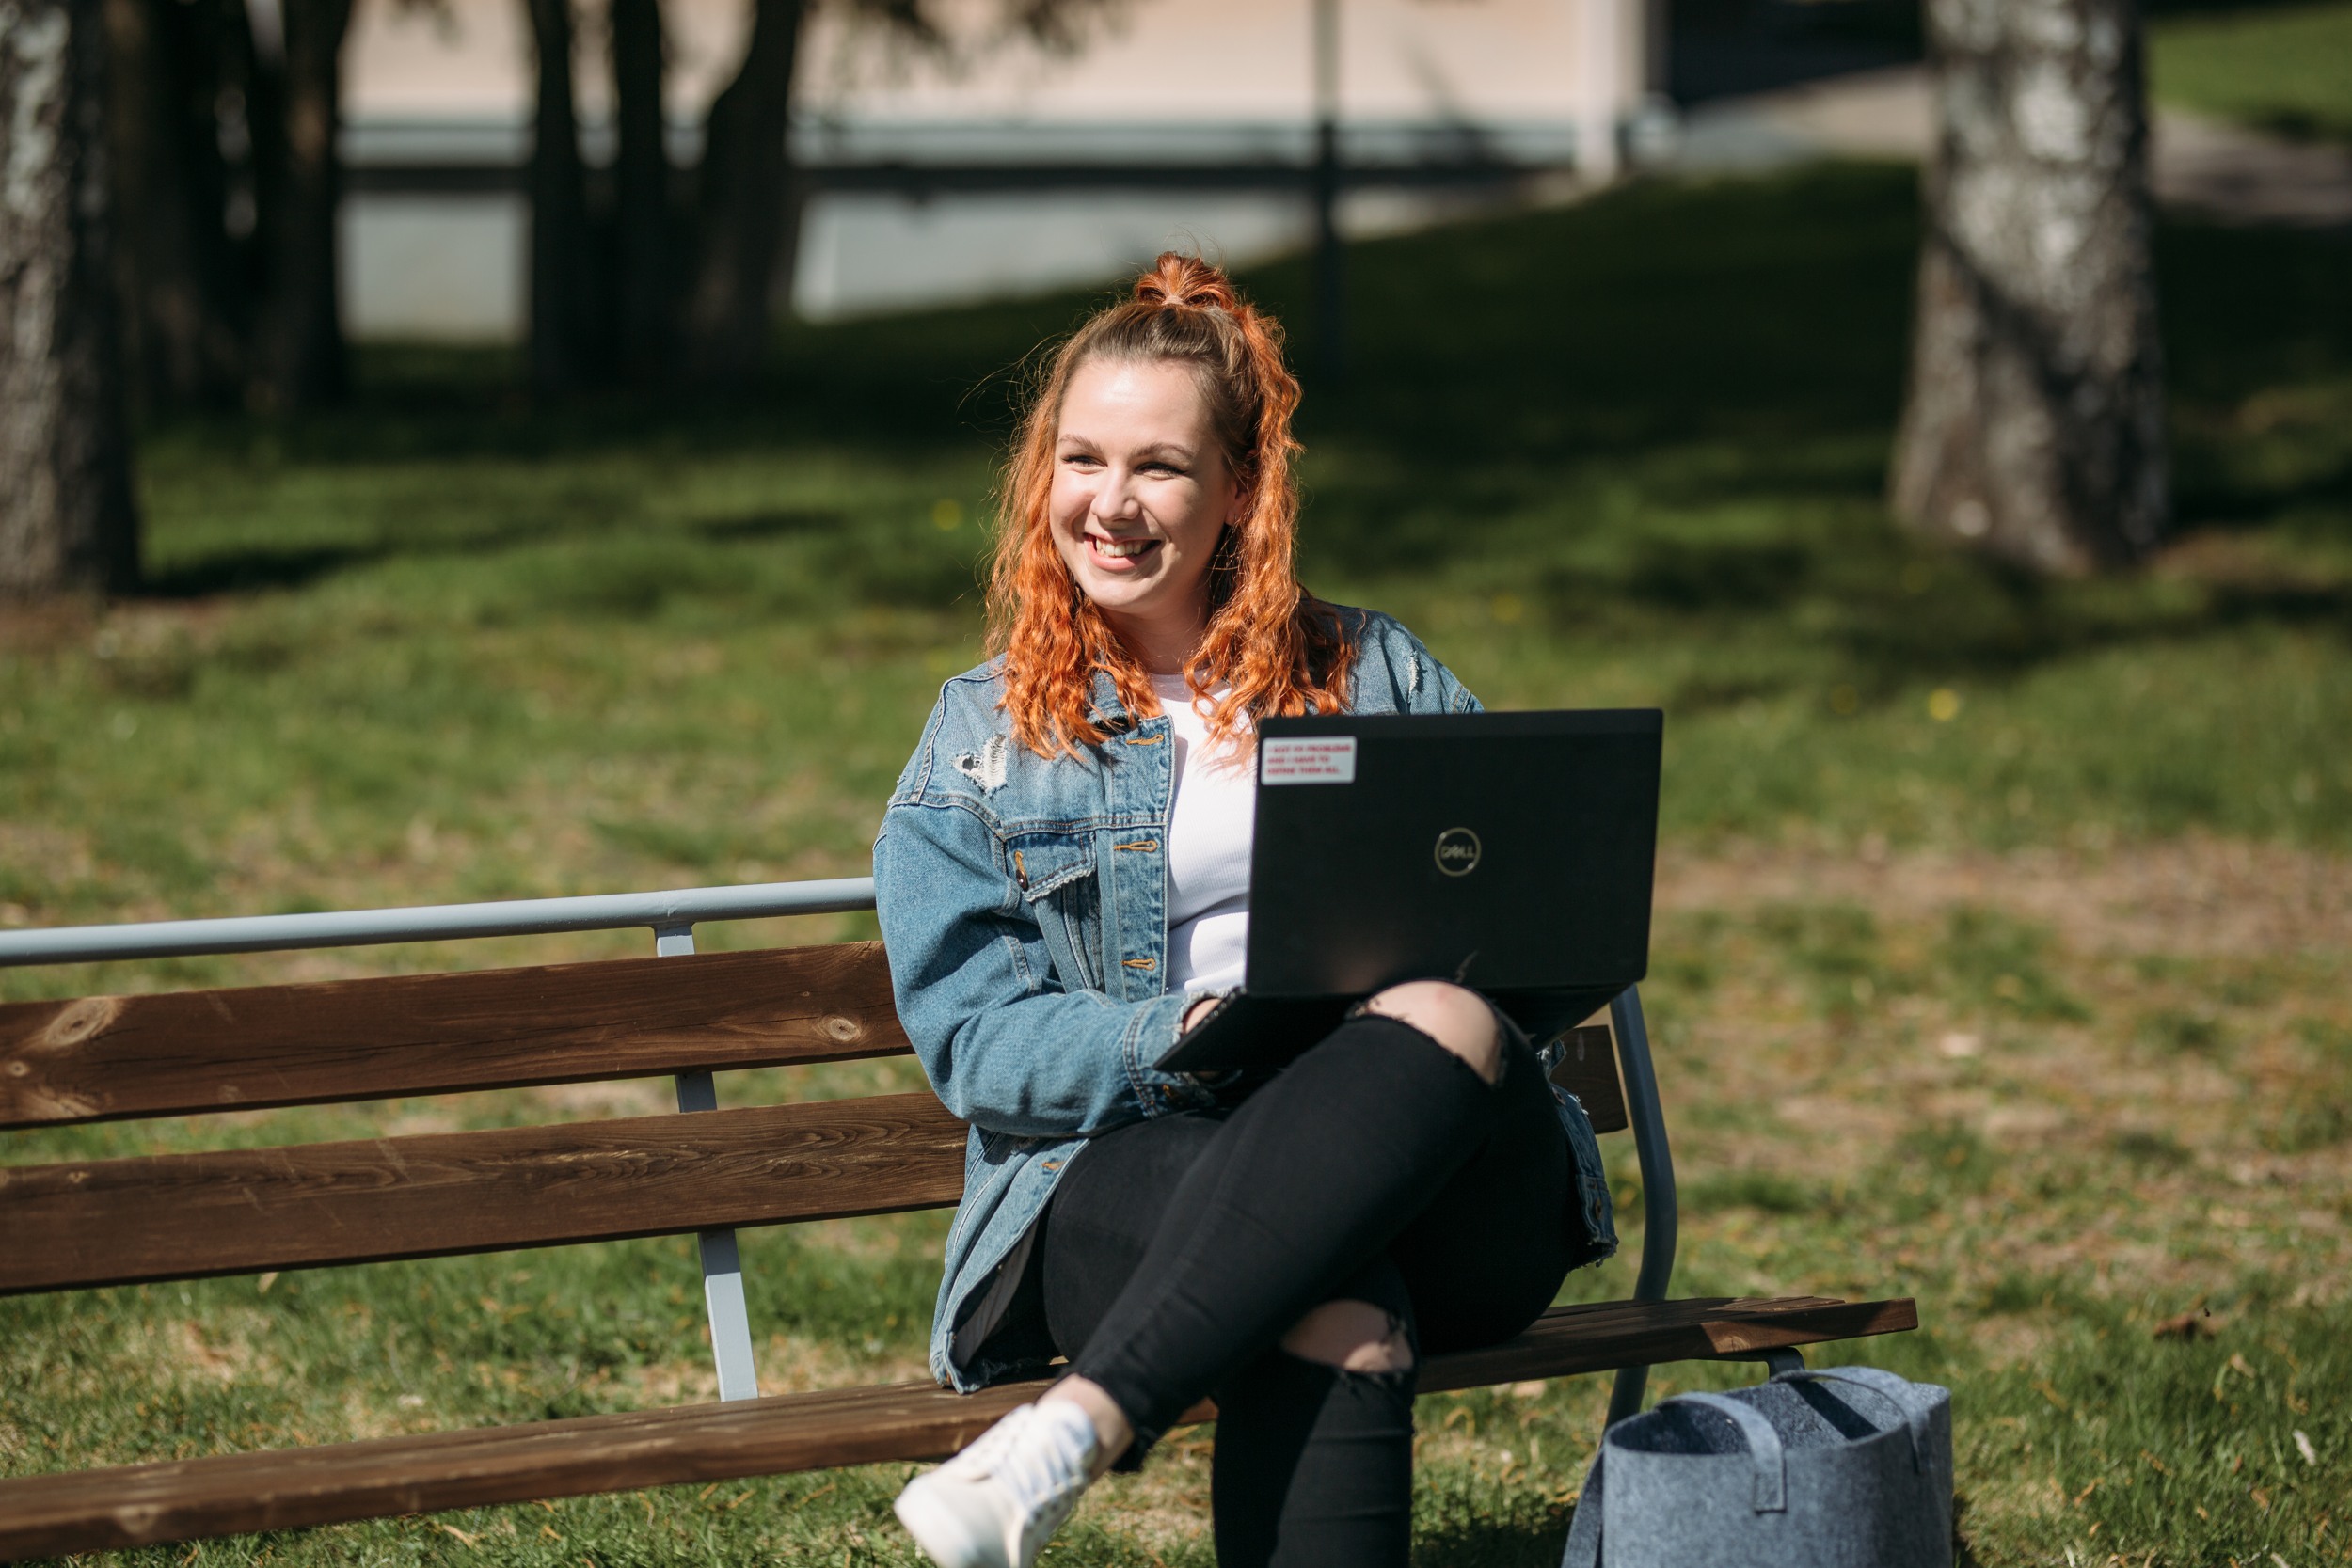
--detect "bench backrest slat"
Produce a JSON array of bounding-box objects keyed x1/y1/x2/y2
[
  {"x1": 0, "y1": 945, "x2": 907, "y2": 1132},
  {"x1": 1549, "y1": 1024, "x2": 1628, "y2": 1135},
  {"x1": 0, "y1": 1093, "x2": 967, "y2": 1295}
]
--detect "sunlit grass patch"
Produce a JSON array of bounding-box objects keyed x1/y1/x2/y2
[{"x1": 2152, "y1": 0, "x2": 2352, "y2": 143}]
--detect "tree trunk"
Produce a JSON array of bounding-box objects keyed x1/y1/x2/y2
[
  {"x1": 683, "y1": 0, "x2": 803, "y2": 383},
  {"x1": 524, "y1": 0, "x2": 596, "y2": 393},
  {"x1": 102, "y1": 0, "x2": 246, "y2": 407},
  {"x1": 250, "y1": 0, "x2": 351, "y2": 410},
  {"x1": 1890, "y1": 0, "x2": 2168, "y2": 574},
  {"x1": 0, "y1": 0, "x2": 140, "y2": 595},
  {"x1": 611, "y1": 0, "x2": 673, "y2": 378}
]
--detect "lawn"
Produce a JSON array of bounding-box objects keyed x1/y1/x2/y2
[
  {"x1": 2, "y1": 164, "x2": 2348, "y2": 1565},
  {"x1": 2151, "y1": 0, "x2": 2352, "y2": 144}
]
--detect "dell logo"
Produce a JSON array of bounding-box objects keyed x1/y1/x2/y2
[{"x1": 1434, "y1": 827, "x2": 1482, "y2": 877}]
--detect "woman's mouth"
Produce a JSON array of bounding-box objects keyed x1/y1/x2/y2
[{"x1": 1089, "y1": 535, "x2": 1160, "y2": 567}]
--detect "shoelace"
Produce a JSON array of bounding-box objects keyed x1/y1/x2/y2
[{"x1": 965, "y1": 1408, "x2": 1090, "y2": 1530}]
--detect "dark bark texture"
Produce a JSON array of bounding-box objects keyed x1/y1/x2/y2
[
  {"x1": 525, "y1": 0, "x2": 597, "y2": 392},
  {"x1": 1892, "y1": 0, "x2": 2168, "y2": 574},
  {"x1": 101, "y1": 0, "x2": 246, "y2": 406},
  {"x1": 611, "y1": 0, "x2": 674, "y2": 377},
  {"x1": 249, "y1": 0, "x2": 351, "y2": 409},
  {"x1": 684, "y1": 0, "x2": 804, "y2": 383},
  {"x1": 0, "y1": 0, "x2": 140, "y2": 595}
]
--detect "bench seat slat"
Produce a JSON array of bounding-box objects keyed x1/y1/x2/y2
[
  {"x1": 0, "y1": 945, "x2": 909, "y2": 1132},
  {"x1": 0, "y1": 1094, "x2": 968, "y2": 1295},
  {"x1": 0, "y1": 1295, "x2": 1917, "y2": 1560}
]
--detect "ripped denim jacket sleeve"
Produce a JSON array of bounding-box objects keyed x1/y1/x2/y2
[{"x1": 876, "y1": 802, "x2": 1199, "y2": 1137}]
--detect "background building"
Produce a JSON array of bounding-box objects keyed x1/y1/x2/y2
[{"x1": 342, "y1": 0, "x2": 1659, "y2": 336}]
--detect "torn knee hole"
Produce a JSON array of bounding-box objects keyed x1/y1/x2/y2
[{"x1": 1280, "y1": 1303, "x2": 1416, "y2": 1374}]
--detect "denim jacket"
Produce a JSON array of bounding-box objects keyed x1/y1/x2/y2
[{"x1": 873, "y1": 606, "x2": 1617, "y2": 1392}]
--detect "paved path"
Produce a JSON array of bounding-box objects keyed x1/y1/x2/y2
[{"x1": 1676, "y1": 65, "x2": 2352, "y2": 230}]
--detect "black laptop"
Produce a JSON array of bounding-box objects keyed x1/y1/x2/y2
[{"x1": 1155, "y1": 708, "x2": 1663, "y2": 1075}]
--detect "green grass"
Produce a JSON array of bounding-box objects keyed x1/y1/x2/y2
[
  {"x1": 4, "y1": 168, "x2": 2348, "y2": 966},
  {"x1": 4, "y1": 165, "x2": 2351, "y2": 1564},
  {"x1": 2152, "y1": 0, "x2": 2352, "y2": 143}
]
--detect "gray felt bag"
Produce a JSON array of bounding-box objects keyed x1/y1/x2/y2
[{"x1": 1560, "y1": 1365, "x2": 1953, "y2": 1568}]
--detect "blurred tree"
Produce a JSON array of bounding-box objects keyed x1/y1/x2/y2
[
  {"x1": 249, "y1": 0, "x2": 355, "y2": 409},
  {"x1": 512, "y1": 0, "x2": 1129, "y2": 389},
  {"x1": 0, "y1": 0, "x2": 141, "y2": 594},
  {"x1": 611, "y1": 0, "x2": 673, "y2": 377},
  {"x1": 681, "y1": 0, "x2": 803, "y2": 382},
  {"x1": 101, "y1": 0, "x2": 248, "y2": 407},
  {"x1": 525, "y1": 0, "x2": 599, "y2": 392},
  {"x1": 1891, "y1": 0, "x2": 2168, "y2": 574}
]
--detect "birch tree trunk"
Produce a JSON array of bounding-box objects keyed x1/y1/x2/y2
[
  {"x1": 0, "y1": 0, "x2": 140, "y2": 595},
  {"x1": 1891, "y1": 0, "x2": 2168, "y2": 574}
]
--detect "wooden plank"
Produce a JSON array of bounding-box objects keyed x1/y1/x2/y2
[
  {"x1": 1416, "y1": 1295, "x2": 1920, "y2": 1393},
  {"x1": 0, "y1": 944, "x2": 911, "y2": 1131},
  {"x1": 0, "y1": 1094, "x2": 967, "y2": 1294},
  {"x1": 0, "y1": 1295, "x2": 1916, "y2": 1559},
  {"x1": 1547, "y1": 1024, "x2": 1628, "y2": 1135}
]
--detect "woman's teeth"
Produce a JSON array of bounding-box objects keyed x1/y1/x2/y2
[{"x1": 1093, "y1": 538, "x2": 1155, "y2": 559}]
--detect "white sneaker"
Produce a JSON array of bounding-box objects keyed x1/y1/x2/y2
[{"x1": 894, "y1": 1400, "x2": 1101, "y2": 1568}]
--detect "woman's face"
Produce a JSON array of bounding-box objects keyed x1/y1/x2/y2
[{"x1": 1050, "y1": 356, "x2": 1242, "y2": 665}]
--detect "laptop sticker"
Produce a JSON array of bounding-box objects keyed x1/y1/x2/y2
[{"x1": 1261, "y1": 736, "x2": 1358, "y2": 784}]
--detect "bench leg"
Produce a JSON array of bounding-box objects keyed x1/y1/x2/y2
[
  {"x1": 1603, "y1": 986, "x2": 1677, "y2": 1431},
  {"x1": 660, "y1": 922, "x2": 763, "y2": 1402}
]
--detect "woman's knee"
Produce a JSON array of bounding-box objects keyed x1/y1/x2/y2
[
  {"x1": 1361, "y1": 980, "x2": 1502, "y2": 1085},
  {"x1": 1279, "y1": 1297, "x2": 1402, "y2": 1372},
  {"x1": 1279, "y1": 1299, "x2": 1415, "y2": 1373}
]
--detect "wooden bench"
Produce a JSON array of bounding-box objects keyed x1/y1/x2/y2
[{"x1": 0, "y1": 882, "x2": 1916, "y2": 1560}]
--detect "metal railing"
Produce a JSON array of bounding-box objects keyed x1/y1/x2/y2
[
  {"x1": 0, "y1": 876, "x2": 1678, "y2": 1426},
  {"x1": 0, "y1": 878, "x2": 879, "y2": 968}
]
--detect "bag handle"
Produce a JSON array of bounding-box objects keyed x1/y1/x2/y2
[
  {"x1": 1559, "y1": 1450, "x2": 1605, "y2": 1568},
  {"x1": 1771, "y1": 1367, "x2": 1933, "y2": 1474},
  {"x1": 1654, "y1": 1391, "x2": 1788, "y2": 1513}
]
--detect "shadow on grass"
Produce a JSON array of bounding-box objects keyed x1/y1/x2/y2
[
  {"x1": 133, "y1": 166, "x2": 2352, "y2": 691},
  {"x1": 1412, "y1": 1509, "x2": 1571, "y2": 1568},
  {"x1": 143, "y1": 544, "x2": 389, "y2": 598},
  {"x1": 1412, "y1": 1518, "x2": 1571, "y2": 1568}
]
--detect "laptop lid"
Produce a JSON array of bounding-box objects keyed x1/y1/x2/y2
[{"x1": 1243, "y1": 709, "x2": 1662, "y2": 1004}]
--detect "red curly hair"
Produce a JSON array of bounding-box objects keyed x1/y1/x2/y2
[{"x1": 988, "y1": 254, "x2": 1354, "y2": 757}]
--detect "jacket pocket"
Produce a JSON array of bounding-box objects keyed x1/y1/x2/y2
[{"x1": 1008, "y1": 832, "x2": 1102, "y2": 993}]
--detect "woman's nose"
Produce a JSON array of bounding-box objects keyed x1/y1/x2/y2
[{"x1": 1092, "y1": 467, "x2": 1142, "y2": 520}]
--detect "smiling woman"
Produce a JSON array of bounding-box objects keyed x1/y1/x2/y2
[
  {"x1": 872, "y1": 255, "x2": 1616, "y2": 1568},
  {"x1": 1048, "y1": 358, "x2": 1245, "y2": 672},
  {"x1": 989, "y1": 256, "x2": 1354, "y2": 760}
]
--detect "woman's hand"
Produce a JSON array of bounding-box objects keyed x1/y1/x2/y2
[{"x1": 1182, "y1": 995, "x2": 1220, "y2": 1032}]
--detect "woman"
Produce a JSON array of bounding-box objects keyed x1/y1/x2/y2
[{"x1": 873, "y1": 255, "x2": 1617, "y2": 1568}]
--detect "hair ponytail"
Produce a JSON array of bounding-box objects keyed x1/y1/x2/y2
[
  {"x1": 1134, "y1": 254, "x2": 1238, "y2": 313},
  {"x1": 987, "y1": 254, "x2": 1352, "y2": 757}
]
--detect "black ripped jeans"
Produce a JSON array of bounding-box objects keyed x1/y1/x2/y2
[{"x1": 1037, "y1": 1010, "x2": 1585, "y2": 1568}]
